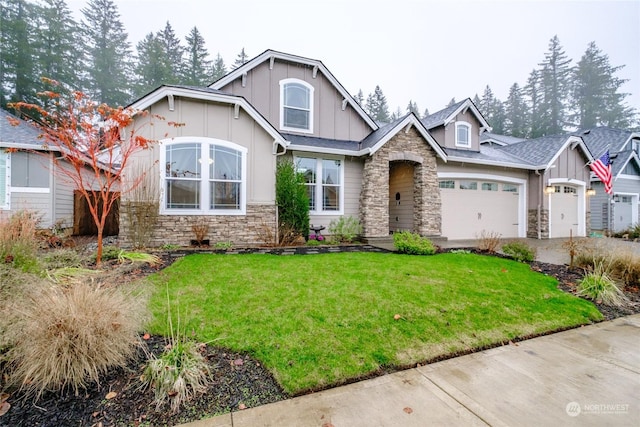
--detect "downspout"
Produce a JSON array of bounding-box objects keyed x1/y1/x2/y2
[{"x1": 535, "y1": 169, "x2": 542, "y2": 240}]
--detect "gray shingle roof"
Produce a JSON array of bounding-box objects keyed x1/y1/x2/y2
[
  {"x1": 359, "y1": 115, "x2": 408, "y2": 150},
  {"x1": 497, "y1": 134, "x2": 571, "y2": 166},
  {"x1": 283, "y1": 133, "x2": 360, "y2": 152},
  {"x1": 446, "y1": 144, "x2": 534, "y2": 167},
  {"x1": 611, "y1": 149, "x2": 637, "y2": 177},
  {"x1": 0, "y1": 109, "x2": 43, "y2": 146},
  {"x1": 480, "y1": 132, "x2": 525, "y2": 145},
  {"x1": 574, "y1": 126, "x2": 632, "y2": 157},
  {"x1": 421, "y1": 100, "x2": 467, "y2": 129}
]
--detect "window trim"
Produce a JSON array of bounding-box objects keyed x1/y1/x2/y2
[
  {"x1": 159, "y1": 137, "x2": 247, "y2": 216},
  {"x1": 280, "y1": 78, "x2": 314, "y2": 134},
  {"x1": 455, "y1": 121, "x2": 472, "y2": 148},
  {"x1": 293, "y1": 154, "x2": 344, "y2": 215},
  {"x1": 0, "y1": 150, "x2": 9, "y2": 209}
]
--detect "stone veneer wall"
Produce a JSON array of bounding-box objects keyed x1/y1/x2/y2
[
  {"x1": 527, "y1": 208, "x2": 549, "y2": 238},
  {"x1": 359, "y1": 127, "x2": 441, "y2": 237},
  {"x1": 119, "y1": 203, "x2": 277, "y2": 248}
]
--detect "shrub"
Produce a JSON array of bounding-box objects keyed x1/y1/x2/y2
[
  {"x1": 577, "y1": 262, "x2": 627, "y2": 307},
  {"x1": 96, "y1": 245, "x2": 122, "y2": 262},
  {"x1": 328, "y1": 216, "x2": 362, "y2": 243},
  {"x1": 476, "y1": 230, "x2": 501, "y2": 253},
  {"x1": 42, "y1": 248, "x2": 84, "y2": 270},
  {"x1": 574, "y1": 240, "x2": 640, "y2": 288},
  {"x1": 0, "y1": 210, "x2": 40, "y2": 271},
  {"x1": 122, "y1": 166, "x2": 160, "y2": 249},
  {"x1": 306, "y1": 239, "x2": 321, "y2": 247},
  {"x1": 276, "y1": 159, "x2": 309, "y2": 242},
  {"x1": 501, "y1": 241, "x2": 536, "y2": 263},
  {"x1": 4, "y1": 283, "x2": 148, "y2": 398},
  {"x1": 118, "y1": 250, "x2": 162, "y2": 266},
  {"x1": 393, "y1": 231, "x2": 436, "y2": 255}
]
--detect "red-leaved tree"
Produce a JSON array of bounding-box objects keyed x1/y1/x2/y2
[{"x1": 8, "y1": 79, "x2": 169, "y2": 265}]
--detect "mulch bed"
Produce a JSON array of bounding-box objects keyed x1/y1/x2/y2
[{"x1": 2, "y1": 246, "x2": 639, "y2": 426}]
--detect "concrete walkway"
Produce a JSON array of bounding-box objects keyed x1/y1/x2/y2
[{"x1": 181, "y1": 315, "x2": 640, "y2": 427}]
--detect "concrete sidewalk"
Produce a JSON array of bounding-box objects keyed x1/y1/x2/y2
[{"x1": 182, "y1": 315, "x2": 640, "y2": 427}]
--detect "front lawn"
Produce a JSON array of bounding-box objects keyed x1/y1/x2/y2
[{"x1": 146, "y1": 252, "x2": 601, "y2": 394}]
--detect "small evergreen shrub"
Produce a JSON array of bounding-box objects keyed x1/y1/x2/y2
[
  {"x1": 393, "y1": 231, "x2": 436, "y2": 255},
  {"x1": 276, "y1": 159, "x2": 310, "y2": 241},
  {"x1": 501, "y1": 241, "x2": 536, "y2": 263},
  {"x1": 306, "y1": 239, "x2": 322, "y2": 247},
  {"x1": 328, "y1": 216, "x2": 362, "y2": 243}
]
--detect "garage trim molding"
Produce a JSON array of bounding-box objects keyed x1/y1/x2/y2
[{"x1": 437, "y1": 172, "x2": 527, "y2": 237}]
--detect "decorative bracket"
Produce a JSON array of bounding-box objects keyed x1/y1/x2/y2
[
  {"x1": 241, "y1": 72, "x2": 247, "y2": 87},
  {"x1": 269, "y1": 56, "x2": 275, "y2": 70},
  {"x1": 167, "y1": 94, "x2": 175, "y2": 111},
  {"x1": 234, "y1": 104, "x2": 240, "y2": 119},
  {"x1": 341, "y1": 98, "x2": 348, "y2": 111},
  {"x1": 312, "y1": 65, "x2": 318, "y2": 78}
]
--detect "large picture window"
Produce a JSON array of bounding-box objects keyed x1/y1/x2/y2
[
  {"x1": 162, "y1": 138, "x2": 246, "y2": 215},
  {"x1": 280, "y1": 79, "x2": 314, "y2": 133},
  {"x1": 295, "y1": 156, "x2": 343, "y2": 214}
]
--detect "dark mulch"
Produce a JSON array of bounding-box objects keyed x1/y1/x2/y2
[{"x1": 2, "y1": 246, "x2": 639, "y2": 426}]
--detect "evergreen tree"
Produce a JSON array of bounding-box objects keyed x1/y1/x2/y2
[
  {"x1": 504, "y1": 82, "x2": 529, "y2": 138},
  {"x1": 0, "y1": 0, "x2": 40, "y2": 107},
  {"x1": 157, "y1": 21, "x2": 183, "y2": 84},
  {"x1": 81, "y1": 0, "x2": 133, "y2": 106},
  {"x1": 232, "y1": 47, "x2": 249, "y2": 70},
  {"x1": 354, "y1": 89, "x2": 364, "y2": 105},
  {"x1": 211, "y1": 53, "x2": 227, "y2": 81},
  {"x1": 538, "y1": 35, "x2": 572, "y2": 134},
  {"x1": 472, "y1": 94, "x2": 481, "y2": 107},
  {"x1": 406, "y1": 99, "x2": 419, "y2": 115},
  {"x1": 36, "y1": 0, "x2": 83, "y2": 91},
  {"x1": 133, "y1": 33, "x2": 173, "y2": 97},
  {"x1": 447, "y1": 97, "x2": 456, "y2": 107},
  {"x1": 422, "y1": 108, "x2": 430, "y2": 119},
  {"x1": 364, "y1": 85, "x2": 390, "y2": 122},
  {"x1": 390, "y1": 106, "x2": 403, "y2": 121},
  {"x1": 182, "y1": 26, "x2": 211, "y2": 86},
  {"x1": 571, "y1": 41, "x2": 636, "y2": 129},
  {"x1": 525, "y1": 69, "x2": 544, "y2": 138},
  {"x1": 479, "y1": 85, "x2": 505, "y2": 133}
]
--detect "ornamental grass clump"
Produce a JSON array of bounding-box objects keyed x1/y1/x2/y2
[
  {"x1": 0, "y1": 210, "x2": 40, "y2": 272},
  {"x1": 4, "y1": 283, "x2": 147, "y2": 399},
  {"x1": 501, "y1": 241, "x2": 536, "y2": 263},
  {"x1": 328, "y1": 216, "x2": 362, "y2": 243},
  {"x1": 393, "y1": 231, "x2": 436, "y2": 255},
  {"x1": 577, "y1": 262, "x2": 627, "y2": 307}
]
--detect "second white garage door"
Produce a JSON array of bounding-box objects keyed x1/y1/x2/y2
[{"x1": 440, "y1": 179, "x2": 520, "y2": 240}]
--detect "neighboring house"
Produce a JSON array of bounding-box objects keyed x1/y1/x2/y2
[
  {"x1": 0, "y1": 109, "x2": 71, "y2": 228},
  {"x1": 577, "y1": 127, "x2": 640, "y2": 232},
  {"x1": 122, "y1": 49, "x2": 595, "y2": 246}
]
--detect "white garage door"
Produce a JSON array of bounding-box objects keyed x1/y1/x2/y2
[
  {"x1": 613, "y1": 195, "x2": 633, "y2": 232},
  {"x1": 549, "y1": 185, "x2": 579, "y2": 238},
  {"x1": 440, "y1": 179, "x2": 520, "y2": 240}
]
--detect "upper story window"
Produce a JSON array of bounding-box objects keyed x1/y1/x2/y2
[
  {"x1": 295, "y1": 156, "x2": 343, "y2": 214},
  {"x1": 455, "y1": 121, "x2": 471, "y2": 148},
  {"x1": 0, "y1": 151, "x2": 8, "y2": 209},
  {"x1": 280, "y1": 79, "x2": 314, "y2": 134},
  {"x1": 162, "y1": 137, "x2": 246, "y2": 215}
]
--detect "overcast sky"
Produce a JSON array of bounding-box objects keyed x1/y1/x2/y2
[{"x1": 68, "y1": 0, "x2": 639, "y2": 117}]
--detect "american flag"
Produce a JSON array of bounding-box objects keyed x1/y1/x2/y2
[{"x1": 590, "y1": 150, "x2": 612, "y2": 195}]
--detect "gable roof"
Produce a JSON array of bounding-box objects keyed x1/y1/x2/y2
[
  {"x1": 575, "y1": 126, "x2": 640, "y2": 157},
  {"x1": 128, "y1": 85, "x2": 287, "y2": 149},
  {"x1": 0, "y1": 109, "x2": 54, "y2": 150},
  {"x1": 612, "y1": 149, "x2": 640, "y2": 179},
  {"x1": 421, "y1": 98, "x2": 491, "y2": 132},
  {"x1": 209, "y1": 49, "x2": 378, "y2": 131},
  {"x1": 285, "y1": 113, "x2": 447, "y2": 161},
  {"x1": 497, "y1": 134, "x2": 593, "y2": 170},
  {"x1": 480, "y1": 132, "x2": 526, "y2": 146}
]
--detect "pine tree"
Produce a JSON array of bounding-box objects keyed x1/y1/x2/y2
[
  {"x1": 365, "y1": 85, "x2": 390, "y2": 122},
  {"x1": 504, "y1": 82, "x2": 529, "y2": 138},
  {"x1": 182, "y1": 26, "x2": 211, "y2": 86},
  {"x1": 538, "y1": 35, "x2": 572, "y2": 134},
  {"x1": 81, "y1": 0, "x2": 133, "y2": 106},
  {"x1": 232, "y1": 47, "x2": 249, "y2": 70},
  {"x1": 479, "y1": 85, "x2": 505, "y2": 133},
  {"x1": 390, "y1": 106, "x2": 403, "y2": 121},
  {"x1": 36, "y1": 0, "x2": 83, "y2": 91},
  {"x1": 447, "y1": 98, "x2": 456, "y2": 107},
  {"x1": 572, "y1": 41, "x2": 636, "y2": 129},
  {"x1": 211, "y1": 53, "x2": 227, "y2": 81},
  {"x1": 0, "y1": 0, "x2": 40, "y2": 107},
  {"x1": 156, "y1": 21, "x2": 183, "y2": 84},
  {"x1": 354, "y1": 89, "x2": 364, "y2": 105},
  {"x1": 406, "y1": 100, "x2": 419, "y2": 115},
  {"x1": 422, "y1": 108, "x2": 430, "y2": 119},
  {"x1": 134, "y1": 33, "x2": 173, "y2": 97},
  {"x1": 525, "y1": 69, "x2": 544, "y2": 138},
  {"x1": 472, "y1": 94, "x2": 481, "y2": 107}
]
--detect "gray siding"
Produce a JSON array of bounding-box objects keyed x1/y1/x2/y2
[
  {"x1": 218, "y1": 59, "x2": 372, "y2": 141},
  {"x1": 590, "y1": 177, "x2": 640, "y2": 230},
  {"x1": 11, "y1": 193, "x2": 53, "y2": 226}
]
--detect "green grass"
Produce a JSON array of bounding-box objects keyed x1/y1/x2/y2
[{"x1": 146, "y1": 252, "x2": 601, "y2": 394}]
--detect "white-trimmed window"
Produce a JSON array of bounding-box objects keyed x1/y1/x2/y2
[
  {"x1": 439, "y1": 180, "x2": 455, "y2": 189},
  {"x1": 482, "y1": 182, "x2": 498, "y2": 191},
  {"x1": 295, "y1": 156, "x2": 343, "y2": 214},
  {"x1": 503, "y1": 183, "x2": 518, "y2": 193},
  {"x1": 10, "y1": 151, "x2": 50, "y2": 194},
  {"x1": 459, "y1": 180, "x2": 477, "y2": 190},
  {"x1": 455, "y1": 121, "x2": 471, "y2": 148},
  {"x1": 161, "y1": 137, "x2": 247, "y2": 215},
  {"x1": 0, "y1": 151, "x2": 8, "y2": 209},
  {"x1": 280, "y1": 79, "x2": 314, "y2": 133}
]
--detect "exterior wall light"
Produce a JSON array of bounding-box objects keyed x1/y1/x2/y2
[
  {"x1": 544, "y1": 185, "x2": 556, "y2": 194},
  {"x1": 586, "y1": 188, "x2": 596, "y2": 196}
]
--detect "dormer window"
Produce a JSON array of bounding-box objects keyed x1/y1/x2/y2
[
  {"x1": 280, "y1": 79, "x2": 313, "y2": 133},
  {"x1": 455, "y1": 121, "x2": 471, "y2": 148}
]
